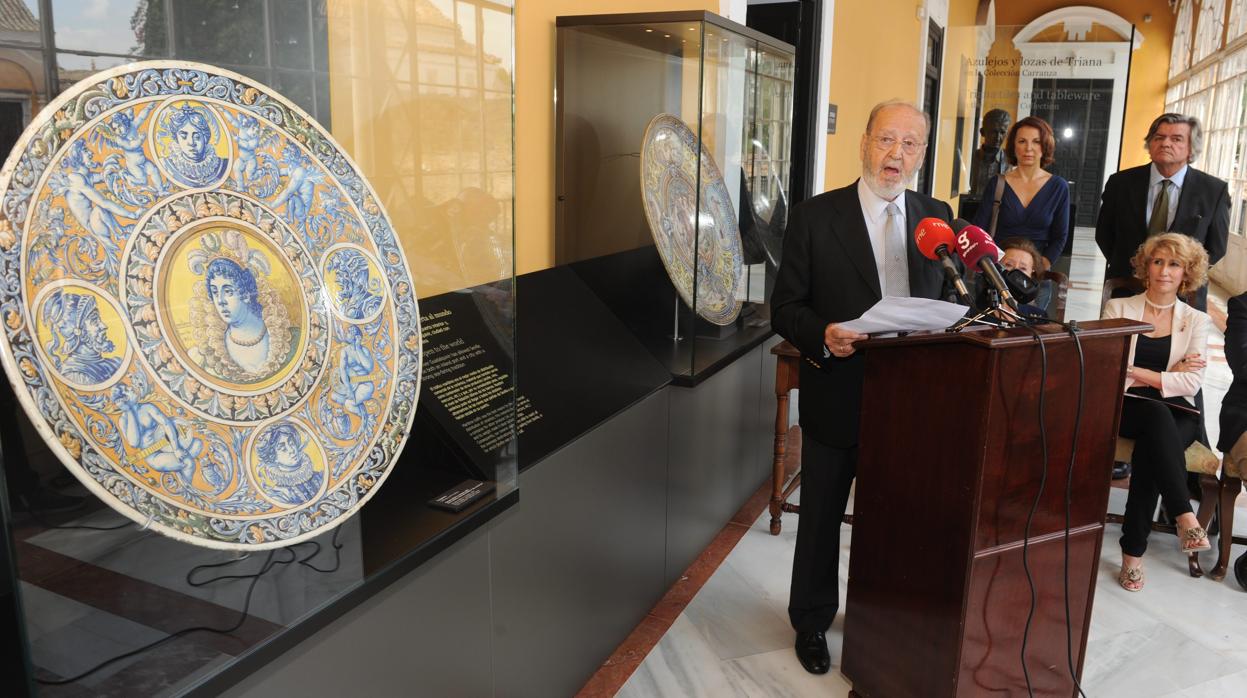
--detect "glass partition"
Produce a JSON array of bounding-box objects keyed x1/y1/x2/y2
[
  {"x1": 0, "y1": 1, "x2": 516, "y2": 694},
  {"x1": 556, "y1": 12, "x2": 794, "y2": 383}
]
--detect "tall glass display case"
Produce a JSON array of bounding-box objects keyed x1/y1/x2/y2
[
  {"x1": 556, "y1": 11, "x2": 795, "y2": 384},
  {"x1": 0, "y1": 1, "x2": 516, "y2": 695}
]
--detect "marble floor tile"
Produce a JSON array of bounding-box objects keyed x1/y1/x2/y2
[
  {"x1": 617, "y1": 615, "x2": 750, "y2": 698},
  {"x1": 720, "y1": 523, "x2": 797, "y2": 610},
  {"x1": 1081, "y1": 621, "x2": 1246, "y2": 698},
  {"x1": 1164, "y1": 667, "x2": 1247, "y2": 697},
  {"x1": 681, "y1": 559, "x2": 793, "y2": 661},
  {"x1": 722, "y1": 647, "x2": 853, "y2": 697}
]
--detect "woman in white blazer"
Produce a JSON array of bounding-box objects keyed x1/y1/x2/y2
[{"x1": 1101, "y1": 233, "x2": 1212, "y2": 592}]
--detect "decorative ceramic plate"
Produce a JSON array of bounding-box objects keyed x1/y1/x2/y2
[
  {"x1": 0, "y1": 61, "x2": 422, "y2": 550},
  {"x1": 639, "y1": 114, "x2": 743, "y2": 326},
  {"x1": 744, "y1": 138, "x2": 787, "y2": 269}
]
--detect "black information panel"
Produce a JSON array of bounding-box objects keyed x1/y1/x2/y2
[
  {"x1": 515, "y1": 266, "x2": 671, "y2": 470},
  {"x1": 417, "y1": 286, "x2": 521, "y2": 475}
]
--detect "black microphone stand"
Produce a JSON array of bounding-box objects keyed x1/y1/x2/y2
[{"x1": 949, "y1": 289, "x2": 1025, "y2": 332}]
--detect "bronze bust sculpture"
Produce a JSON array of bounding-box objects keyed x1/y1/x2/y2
[{"x1": 968, "y1": 108, "x2": 1011, "y2": 197}]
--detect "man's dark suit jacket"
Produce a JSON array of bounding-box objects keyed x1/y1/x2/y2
[
  {"x1": 1219, "y1": 293, "x2": 1247, "y2": 452},
  {"x1": 1095, "y1": 163, "x2": 1229, "y2": 309},
  {"x1": 771, "y1": 181, "x2": 954, "y2": 448}
]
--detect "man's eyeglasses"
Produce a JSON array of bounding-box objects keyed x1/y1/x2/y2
[{"x1": 871, "y1": 135, "x2": 926, "y2": 155}]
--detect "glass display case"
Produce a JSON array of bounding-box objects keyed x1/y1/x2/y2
[
  {"x1": 0, "y1": 1, "x2": 515, "y2": 694},
  {"x1": 555, "y1": 11, "x2": 795, "y2": 384}
]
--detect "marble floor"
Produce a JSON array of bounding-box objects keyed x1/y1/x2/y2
[
  {"x1": 617, "y1": 485, "x2": 1247, "y2": 698},
  {"x1": 614, "y1": 226, "x2": 1247, "y2": 697}
]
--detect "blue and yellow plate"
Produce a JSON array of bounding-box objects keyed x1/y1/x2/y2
[
  {"x1": 0, "y1": 61, "x2": 421, "y2": 550},
  {"x1": 640, "y1": 113, "x2": 743, "y2": 326}
]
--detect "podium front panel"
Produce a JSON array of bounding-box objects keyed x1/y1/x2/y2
[{"x1": 843, "y1": 321, "x2": 1145, "y2": 698}]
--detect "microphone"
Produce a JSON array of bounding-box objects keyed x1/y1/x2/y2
[
  {"x1": 913, "y1": 217, "x2": 974, "y2": 308},
  {"x1": 952, "y1": 220, "x2": 1017, "y2": 310}
]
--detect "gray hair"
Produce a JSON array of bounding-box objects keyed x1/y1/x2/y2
[
  {"x1": 1144, "y1": 113, "x2": 1203, "y2": 164},
  {"x1": 865, "y1": 100, "x2": 930, "y2": 140}
]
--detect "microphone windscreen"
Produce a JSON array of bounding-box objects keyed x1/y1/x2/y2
[
  {"x1": 956, "y1": 224, "x2": 1002, "y2": 269},
  {"x1": 1003, "y1": 268, "x2": 1040, "y2": 302},
  {"x1": 913, "y1": 217, "x2": 956, "y2": 261},
  {"x1": 952, "y1": 218, "x2": 973, "y2": 233}
]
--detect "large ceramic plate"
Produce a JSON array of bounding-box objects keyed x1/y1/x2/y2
[
  {"x1": 0, "y1": 62, "x2": 422, "y2": 550},
  {"x1": 640, "y1": 114, "x2": 743, "y2": 326}
]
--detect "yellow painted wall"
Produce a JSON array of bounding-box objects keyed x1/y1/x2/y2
[
  {"x1": 514, "y1": 0, "x2": 717, "y2": 276},
  {"x1": 326, "y1": 0, "x2": 515, "y2": 299},
  {"x1": 988, "y1": 0, "x2": 1175, "y2": 171},
  {"x1": 823, "y1": 1, "x2": 925, "y2": 191}
]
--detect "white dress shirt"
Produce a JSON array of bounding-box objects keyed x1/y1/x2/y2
[
  {"x1": 856, "y1": 179, "x2": 909, "y2": 297},
  {"x1": 1145, "y1": 162, "x2": 1187, "y2": 230}
]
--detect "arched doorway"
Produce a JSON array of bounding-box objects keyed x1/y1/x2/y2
[{"x1": 1012, "y1": 6, "x2": 1142, "y2": 226}]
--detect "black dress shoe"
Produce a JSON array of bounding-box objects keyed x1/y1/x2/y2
[
  {"x1": 1111, "y1": 462, "x2": 1131, "y2": 480},
  {"x1": 795, "y1": 631, "x2": 830, "y2": 674}
]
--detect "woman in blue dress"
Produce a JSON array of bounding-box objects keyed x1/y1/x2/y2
[{"x1": 971, "y1": 115, "x2": 1070, "y2": 311}]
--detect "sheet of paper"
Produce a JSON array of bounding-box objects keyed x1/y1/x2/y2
[{"x1": 838, "y1": 296, "x2": 969, "y2": 335}]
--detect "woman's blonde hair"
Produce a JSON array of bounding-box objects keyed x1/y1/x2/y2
[{"x1": 1130, "y1": 232, "x2": 1209, "y2": 296}]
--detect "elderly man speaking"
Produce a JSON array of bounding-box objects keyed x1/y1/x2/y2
[{"x1": 770, "y1": 100, "x2": 956, "y2": 675}]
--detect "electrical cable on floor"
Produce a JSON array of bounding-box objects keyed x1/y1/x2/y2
[{"x1": 34, "y1": 527, "x2": 346, "y2": 686}]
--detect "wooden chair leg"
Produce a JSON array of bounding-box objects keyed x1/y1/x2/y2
[
  {"x1": 1189, "y1": 474, "x2": 1219, "y2": 578},
  {"x1": 769, "y1": 393, "x2": 790, "y2": 535},
  {"x1": 1212, "y1": 475, "x2": 1242, "y2": 581}
]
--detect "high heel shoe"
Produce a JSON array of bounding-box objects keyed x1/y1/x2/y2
[
  {"x1": 1178, "y1": 525, "x2": 1211, "y2": 553},
  {"x1": 1118, "y1": 562, "x2": 1144, "y2": 592}
]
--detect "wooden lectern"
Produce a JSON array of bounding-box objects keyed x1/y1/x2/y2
[{"x1": 842, "y1": 319, "x2": 1149, "y2": 698}]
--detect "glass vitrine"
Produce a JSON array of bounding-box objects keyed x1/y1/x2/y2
[
  {"x1": 0, "y1": 1, "x2": 516, "y2": 694},
  {"x1": 556, "y1": 11, "x2": 795, "y2": 383}
]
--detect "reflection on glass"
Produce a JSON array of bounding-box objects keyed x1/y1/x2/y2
[
  {"x1": 171, "y1": 0, "x2": 266, "y2": 66},
  {"x1": 0, "y1": 46, "x2": 41, "y2": 156},
  {"x1": 271, "y1": 0, "x2": 313, "y2": 69},
  {"x1": 326, "y1": 0, "x2": 514, "y2": 297},
  {"x1": 56, "y1": 52, "x2": 133, "y2": 93},
  {"x1": 54, "y1": 0, "x2": 167, "y2": 56},
  {"x1": 0, "y1": 1, "x2": 40, "y2": 47}
]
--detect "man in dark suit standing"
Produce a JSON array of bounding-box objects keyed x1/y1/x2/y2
[
  {"x1": 770, "y1": 100, "x2": 955, "y2": 675},
  {"x1": 1095, "y1": 113, "x2": 1229, "y2": 311}
]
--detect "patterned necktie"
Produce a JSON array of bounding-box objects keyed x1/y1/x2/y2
[
  {"x1": 1148, "y1": 179, "x2": 1172, "y2": 235},
  {"x1": 884, "y1": 202, "x2": 909, "y2": 297}
]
